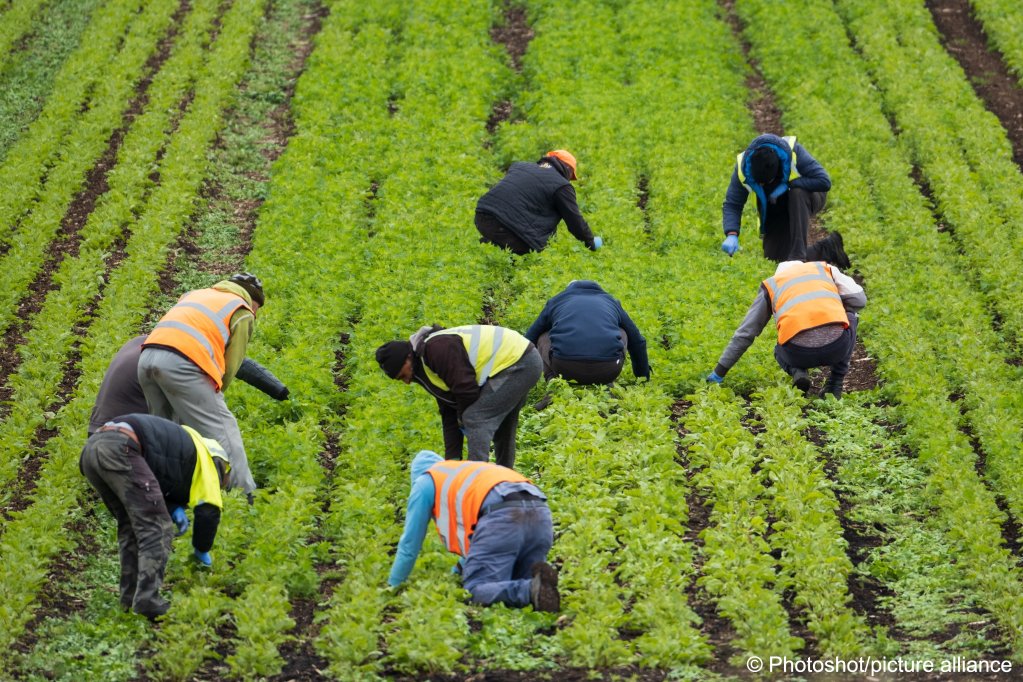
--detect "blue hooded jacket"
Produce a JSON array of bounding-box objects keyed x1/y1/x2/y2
[{"x1": 722, "y1": 133, "x2": 831, "y2": 235}]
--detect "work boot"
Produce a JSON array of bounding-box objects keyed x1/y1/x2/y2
[
  {"x1": 822, "y1": 375, "x2": 844, "y2": 399},
  {"x1": 790, "y1": 368, "x2": 811, "y2": 394},
  {"x1": 529, "y1": 562, "x2": 560, "y2": 613},
  {"x1": 134, "y1": 596, "x2": 170, "y2": 622}
]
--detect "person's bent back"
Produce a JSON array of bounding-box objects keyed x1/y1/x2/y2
[{"x1": 525, "y1": 280, "x2": 650, "y2": 385}]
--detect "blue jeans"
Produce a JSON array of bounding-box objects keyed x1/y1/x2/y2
[{"x1": 461, "y1": 502, "x2": 553, "y2": 607}]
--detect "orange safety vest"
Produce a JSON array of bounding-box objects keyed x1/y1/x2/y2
[
  {"x1": 763, "y1": 262, "x2": 848, "y2": 345},
  {"x1": 144, "y1": 288, "x2": 250, "y2": 388},
  {"x1": 428, "y1": 460, "x2": 530, "y2": 557}
]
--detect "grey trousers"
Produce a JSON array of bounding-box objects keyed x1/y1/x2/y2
[
  {"x1": 79, "y1": 431, "x2": 173, "y2": 618},
  {"x1": 461, "y1": 502, "x2": 553, "y2": 607},
  {"x1": 462, "y1": 346, "x2": 543, "y2": 470},
  {"x1": 137, "y1": 347, "x2": 256, "y2": 492}
]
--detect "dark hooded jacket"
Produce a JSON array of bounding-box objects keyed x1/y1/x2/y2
[
  {"x1": 722, "y1": 133, "x2": 831, "y2": 235},
  {"x1": 476, "y1": 157, "x2": 595, "y2": 251}
]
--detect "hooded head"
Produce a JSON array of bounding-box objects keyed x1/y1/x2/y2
[
  {"x1": 749, "y1": 146, "x2": 780, "y2": 185},
  {"x1": 410, "y1": 450, "x2": 443, "y2": 487}
]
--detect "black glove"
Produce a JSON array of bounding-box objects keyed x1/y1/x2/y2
[{"x1": 236, "y1": 358, "x2": 289, "y2": 400}]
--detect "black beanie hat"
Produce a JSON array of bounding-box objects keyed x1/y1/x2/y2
[
  {"x1": 376, "y1": 341, "x2": 413, "y2": 378},
  {"x1": 749, "y1": 147, "x2": 780, "y2": 184}
]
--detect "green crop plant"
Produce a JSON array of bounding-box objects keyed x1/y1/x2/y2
[
  {"x1": 0, "y1": 0, "x2": 158, "y2": 247},
  {"x1": 735, "y1": 0, "x2": 1023, "y2": 655},
  {"x1": 969, "y1": 0, "x2": 1023, "y2": 85}
]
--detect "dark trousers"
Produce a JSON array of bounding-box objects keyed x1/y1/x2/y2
[
  {"x1": 79, "y1": 432, "x2": 173, "y2": 618},
  {"x1": 463, "y1": 346, "x2": 543, "y2": 469},
  {"x1": 461, "y1": 502, "x2": 553, "y2": 607},
  {"x1": 475, "y1": 211, "x2": 533, "y2": 255},
  {"x1": 536, "y1": 331, "x2": 625, "y2": 385},
  {"x1": 774, "y1": 313, "x2": 858, "y2": 378},
  {"x1": 761, "y1": 188, "x2": 827, "y2": 262}
]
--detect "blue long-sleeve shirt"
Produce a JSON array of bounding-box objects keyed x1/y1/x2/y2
[{"x1": 722, "y1": 135, "x2": 832, "y2": 235}]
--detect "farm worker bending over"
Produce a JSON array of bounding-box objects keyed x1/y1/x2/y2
[
  {"x1": 79, "y1": 414, "x2": 230, "y2": 619},
  {"x1": 89, "y1": 335, "x2": 289, "y2": 436},
  {"x1": 138, "y1": 273, "x2": 264, "y2": 494},
  {"x1": 475, "y1": 149, "x2": 603, "y2": 254},
  {"x1": 707, "y1": 233, "x2": 866, "y2": 399},
  {"x1": 388, "y1": 450, "x2": 560, "y2": 612},
  {"x1": 525, "y1": 280, "x2": 650, "y2": 386},
  {"x1": 721, "y1": 133, "x2": 831, "y2": 262},
  {"x1": 376, "y1": 325, "x2": 542, "y2": 470}
]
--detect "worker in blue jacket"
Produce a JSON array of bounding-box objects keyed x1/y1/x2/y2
[
  {"x1": 524, "y1": 280, "x2": 650, "y2": 385},
  {"x1": 721, "y1": 134, "x2": 831, "y2": 262}
]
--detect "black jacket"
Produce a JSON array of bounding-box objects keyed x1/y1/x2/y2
[
  {"x1": 119, "y1": 413, "x2": 220, "y2": 551},
  {"x1": 476, "y1": 161, "x2": 594, "y2": 251}
]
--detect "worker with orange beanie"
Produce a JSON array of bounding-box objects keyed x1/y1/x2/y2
[{"x1": 475, "y1": 150, "x2": 602, "y2": 254}]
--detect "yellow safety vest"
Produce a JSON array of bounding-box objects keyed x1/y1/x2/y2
[
  {"x1": 737, "y1": 135, "x2": 801, "y2": 191},
  {"x1": 763, "y1": 262, "x2": 848, "y2": 345},
  {"x1": 422, "y1": 325, "x2": 530, "y2": 391},
  {"x1": 182, "y1": 425, "x2": 224, "y2": 510}
]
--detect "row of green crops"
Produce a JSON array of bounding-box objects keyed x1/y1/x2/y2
[
  {"x1": 831, "y1": 0, "x2": 1023, "y2": 531},
  {"x1": 0, "y1": 0, "x2": 167, "y2": 248},
  {"x1": 970, "y1": 0, "x2": 1023, "y2": 85},
  {"x1": 0, "y1": 0, "x2": 50, "y2": 74},
  {"x1": 0, "y1": 0, "x2": 268, "y2": 659},
  {"x1": 734, "y1": 0, "x2": 1023, "y2": 655},
  {"x1": 0, "y1": 0, "x2": 226, "y2": 511}
]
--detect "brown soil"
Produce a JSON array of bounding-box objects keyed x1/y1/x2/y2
[
  {"x1": 926, "y1": 0, "x2": 1023, "y2": 169},
  {"x1": 490, "y1": 2, "x2": 532, "y2": 73},
  {"x1": 669, "y1": 400, "x2": 742, "y2": 667}
]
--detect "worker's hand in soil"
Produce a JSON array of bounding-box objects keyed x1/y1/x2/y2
[
  {"x1": 171, "y1": 507, "x2": 189, "y2": 536},
  {"x1": 721, "y1": 233, "x2": 739, "y2": 256},
  {"x1": 589, "y1": 236, "x2": 603, "y2": 250},
  {"x1": 706, "y1": 371, "x2": 724, "y2": 384},
  {"x1": 193, "y1": 550, "x2": 213, "y2": 567}
]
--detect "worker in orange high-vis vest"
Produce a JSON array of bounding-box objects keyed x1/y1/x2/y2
[
  {"x1": 388, "y1": 450, "x2": 560, "y2": 612},
  {"x1": 707, "y1": 233, "x2": 866, "y2": 398},
  {"x1": 138, "y1": 273, "x2": 264, "y2": 494}
]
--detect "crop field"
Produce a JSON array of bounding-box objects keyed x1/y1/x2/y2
[{"x1": 3, "y1": 0, "x2": 1023, "y2": 679}]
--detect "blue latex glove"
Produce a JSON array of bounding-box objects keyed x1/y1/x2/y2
[
  {"x1": 590, "y1": 236, "x2": 603, "y2": 250},
  {"x1": 706, "y1": 371, "x2": 724, "y2": 384},
  {"x1": 193, "y1": 550, "x2": 212, "y2": 567},
  {"x1": 721, "y1": 234, "x2": 739, "y2": 256},
  {"x1": 171, "y1": 507, "x2": 188, "y2": 536}
]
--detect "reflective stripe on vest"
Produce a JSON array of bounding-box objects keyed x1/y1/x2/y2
[
  {"x1": 145, "y1": 289, "x2": 250, "y2": 388},
  {"x1": 422, "y1": 325, "x2": 530, "y2": 391},
  {"x1": 737, "y1": 135, "x2": 801, "y2": 190},
  {"x1": 764, "y1": 262, "x2": 848, "y2": 345},
  {"x1": 428, "y1": 460, "x2": 530, "y2": 556},
  {"x1": 182, "y1": 425, "x2": 224, "y2": 509}
]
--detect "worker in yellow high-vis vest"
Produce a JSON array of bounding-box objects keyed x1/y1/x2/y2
[
  {"x1": 79, "y1": 414, "x2": 230, "y2": 619},
  {"x1": 376, "y1": 325, "x2": 543, "y2": 469},
  {"x1": 707, "y1": 233, "x2": 866, "y2": 399}
]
